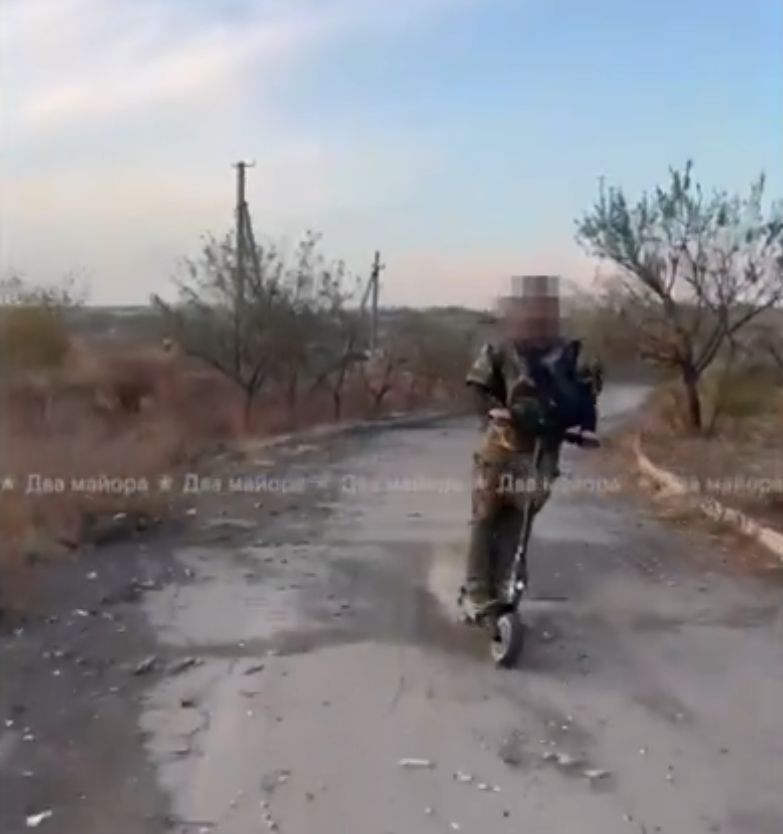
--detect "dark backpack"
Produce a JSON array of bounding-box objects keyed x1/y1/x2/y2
[{"x1": 526, "y1": 340, "x2": 594, "y2": 430}]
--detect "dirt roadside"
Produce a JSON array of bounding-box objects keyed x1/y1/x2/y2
[
  {"x1": 0, "y1": 411, "x2": 458, "y2": 834},
  {"x1": 0, "y1": 430, "x2": 344, "y2": 833},
  {"x1": 597, "y1": 423, "x2": 783, "y2": 578},
  {"x1": 0, "y1": 531, "x2": 182, "y2": 833}
]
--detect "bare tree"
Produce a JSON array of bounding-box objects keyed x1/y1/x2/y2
[
  {"x1": 155, "y1": 230, "x2": 363, "y2": 427},
  {"x1": 153, "y1": 233, "x2": 282, "y2": 426},
  {"x1": 361, "y1": 346, "x2": 407, "y2": 415},
  {"x1": 0, "y1": 274, "x2": 86, "y2": 308},
  {"x1": 577, "y1": 162, "x2": 783, "y2": 430},
  {"x1": 268, "y1": 232, "x2": 351, "y2": 422},
  {"x1": 745, "y1": 319, "x2": 783, "y2": 383},
  {"x1": 308, "y1": 298, "x2": 365, "y2": 420}
]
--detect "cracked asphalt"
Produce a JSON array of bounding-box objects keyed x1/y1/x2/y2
[{"x1": 3, "y1": 385, "x2": 783, "y2": 834}]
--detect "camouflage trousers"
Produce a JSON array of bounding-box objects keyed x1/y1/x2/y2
[{"x1": 465, "y1": 426, "x2": 560, "y2": 599}]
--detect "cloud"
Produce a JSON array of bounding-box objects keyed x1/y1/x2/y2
[
  {"x1": 1, "y1": 0, "x2": 483, "y2": 303},
  {"x1": 4, "y1": 0, "x2": 471, "y2": 138},
  {"x1": 4, "y1": 0, "x2": 319, "y2": 137}
]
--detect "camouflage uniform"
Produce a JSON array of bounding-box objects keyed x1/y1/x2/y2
[{"x1": 464, "y1": 339, "x2": 602, "y2": 601}]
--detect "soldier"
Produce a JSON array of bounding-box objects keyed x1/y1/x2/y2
[{"x1": 462, "y1": 275, "x2": 603, "y2": 618}]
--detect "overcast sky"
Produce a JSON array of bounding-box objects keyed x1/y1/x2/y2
[{"x1": 1, "y1": 0, "x2": 781, "y2": 307}]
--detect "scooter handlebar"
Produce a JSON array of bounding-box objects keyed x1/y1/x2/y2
[
  {"x1": 563, "y1": 428, "x2": 600, "y2": 448},
  {"x1": 487, "y1": 413, "x2": 599, "y2": 448}
]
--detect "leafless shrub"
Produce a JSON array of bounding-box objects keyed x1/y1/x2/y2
[{"x1": 578, "y1": 162, "x2": 783, "y2": 431}]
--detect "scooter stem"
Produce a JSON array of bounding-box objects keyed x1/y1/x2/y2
[{"x1": 505, "y1": 436, "x2": 544, "y2": 603}]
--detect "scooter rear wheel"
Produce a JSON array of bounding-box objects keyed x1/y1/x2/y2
[{"x1": 490, "y1": 611, "x2": 525, "y2": 667}]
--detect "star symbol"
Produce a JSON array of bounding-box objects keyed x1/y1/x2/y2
[
  {"x1": 158, "y1": 475, "x2": 174, "y2": 493},
  {"x1": 1, "y1": 476, "x2": 15, "y2": 492}
]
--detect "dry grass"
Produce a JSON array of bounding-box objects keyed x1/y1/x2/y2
[
  {"x1": 0, "y1": 304, "x2": 70, "y2": 372},
  {"x1": 645, "y1": 366, "x2": 780, "y2": 437},
  {"x1": 0, "y1": 335, "x2": 460, "y2": 592},
  {"x1": 0, "y1": 340, "x2": 247, "y2": 599},
  {"x1": 641, "y1": 369, "x2": 783, "y2": 528},
  {"x1": 0, "y1": 319, "x2": 465, "y2": 617}
]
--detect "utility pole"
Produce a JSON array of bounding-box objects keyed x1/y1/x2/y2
[
  {"x1": 370, "y1": 250, "x2": 384, "y2": 353},
  {"x1": 233, "y1": 160, "x2": 255, "y2": 374}
]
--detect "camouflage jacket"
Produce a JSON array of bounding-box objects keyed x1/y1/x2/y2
[{"x1": 466, "y1": 338, "x2": 603, "y2": 455}]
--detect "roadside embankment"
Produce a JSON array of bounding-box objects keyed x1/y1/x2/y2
[{"x1": 628, "y1": 378, "x2": 783, "y2": 564}]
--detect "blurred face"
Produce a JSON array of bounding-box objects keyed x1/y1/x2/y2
[{"x1": 503, "y1": 294, "x2": 560, "y2": 346}]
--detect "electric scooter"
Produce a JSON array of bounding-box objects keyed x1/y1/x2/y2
[{"x1": 459, "y1": 427, "x2": 597, "y2": 667}]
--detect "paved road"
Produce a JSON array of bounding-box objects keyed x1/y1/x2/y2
[{"x1": 140, "y1": 387, "x2": 783, "y2": 834}]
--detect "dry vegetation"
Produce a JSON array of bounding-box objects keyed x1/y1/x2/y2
[
  {"x1": 0, "y1": 268, "x2": 472, "y2": 609},
  {"x1": 640, "y1": 364, "x2": 783, "y2": 526},
  {"x1": 578, "y1": 162, "x2": 783, "y2": 431},
  {"x1": 574, "y1": 162, "x2": 783, "y2": 529},
  {"x1": 0, "y1": 337, "x2": 216, "y2": 581}
]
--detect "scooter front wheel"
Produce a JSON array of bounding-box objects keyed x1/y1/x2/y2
[{"x1": 490, "y1": 611, "x2": 525, "y2": 667}]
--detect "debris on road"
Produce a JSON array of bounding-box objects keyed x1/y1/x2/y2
[
  {"x1": 583, "y1": 768, "x2": 611, "y2": 781},
  {"x1": 260, "y1": 799, "x2": 280, "y2": 833},
  {"x1": 240, "y1": 689, "x2": 260, "y2": 698},
  {"x1": 399, "y1": 758, "x2": 436, "y2": 770},
  {"x1": 543, "y1": 751, "x2": 583, "y2": 768},
  {"x1": 168, "y1": 657, "x2": 203, "y2": 675},
  {"x1": 204, "y1": 517, "x2": 258, "y2": 532},
  {"x1": 454, "y1": 770, "x2": 474, "y2": 784},
  {"x1": 133, "y1": 656, "x2": 158, "y2": 676},
  {"x1": 25, "y1": 810, "x2": 53, "y2": 828},
  {"x1": 260, "y1": 769, "x2": 292, "y2": 794},
  {"x1": 242, "y1": 662, "x2": 265, "y2": 676},
  {"x1": 498, "y1": 730, "x2": 526, "y2": 767}
]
